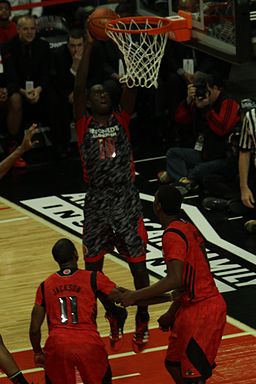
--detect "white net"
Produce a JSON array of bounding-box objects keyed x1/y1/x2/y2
[{"x1": 106, "y1": 18, "x2": 170, "y2": 88}]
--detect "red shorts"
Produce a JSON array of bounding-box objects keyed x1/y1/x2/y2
[
  {"x1": 44, "y1": 330, "x2": 109, "y2": 384},
  {"x1": 166, "y1": 294, "x2": 226, "y2": 380}
]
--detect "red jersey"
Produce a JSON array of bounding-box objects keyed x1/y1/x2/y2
[
  {"x1": 162, "y1": 220, "x2": 219, "y2": 302},
  {"x1": 35, "y1": 269, "x2": 115, "y2": 334}
]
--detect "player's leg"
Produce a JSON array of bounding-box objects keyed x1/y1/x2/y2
[
  {"x1": 164, "y1": 360, "x2": 184, "y2": 384},
  {"x1": 44, "y1": 338, "x2": 76, "y2": 384},
  {"x1": 101, "y1": 364, "x2": 112, "y2": 384},
  {"x1": 85, "y1": 257, "x2": 128, "y2": 350},
  {"x1": 83, "y1": 200, "x2": 127, "y2": 350},
  {"x1": 128, "y1": 260, "x2": 150, "y2": 352},
  {"x1": 167, "y1": 296, "x2": 225, "y2": 384},
  {"x1": 76, "y1": 341, "x2": 112, "y2": 384},
  {"x1": 0, "y1": 335, "x2": 29, "y2": 384},
  {"x1": 113, "y1": 185, "x2": 150, "y2": 353},
  {"x1": 165, "y1": 360, "x2": 206, "y2": 384}
]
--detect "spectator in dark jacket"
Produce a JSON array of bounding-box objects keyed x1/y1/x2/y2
[{"x1": 2, "y1": 15, "x2": 51, "y2": 166}]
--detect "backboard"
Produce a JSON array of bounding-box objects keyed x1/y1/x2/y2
[{"x1": 136, "y1": 0, "x2": 251, "y2": 63}]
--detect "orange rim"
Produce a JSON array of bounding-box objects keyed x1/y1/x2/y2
[{"x1": 106, "y1": 16, "x2": 173, "y2": 35}]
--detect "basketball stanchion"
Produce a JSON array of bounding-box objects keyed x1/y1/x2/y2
[{"x1": 105, "y1": 11, "x2": 192, "y2": 89}]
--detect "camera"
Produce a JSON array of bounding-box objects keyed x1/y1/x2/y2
[
  {"x1": 193, "y1": 78, "x2": 209, "y2": 101},
  {"x1": 240, "y1": 98, "x2": 256, "y2": 112}
]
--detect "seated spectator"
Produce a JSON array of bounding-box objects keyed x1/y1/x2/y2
[
  {"x1": 158, "y1": 72, "x2": 240, "y2": 195},
  {"x1": 9, "y1": 0, "x2": 42, "y2": 22},
  {"x1": 0, "y1": 0, "x2": 17, "y2": 44},
  {"x1": 0, "y1": 47, "x2": 19, "y2": 147},
  {"x1": 2, "y1": 15, "x2": 51, "y2": 167}
]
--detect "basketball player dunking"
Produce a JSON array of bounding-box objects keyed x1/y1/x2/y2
[{"x1": 73, "y1": 29, "x2": 150, "y2": 353}]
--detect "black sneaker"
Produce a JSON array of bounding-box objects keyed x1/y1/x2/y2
[
  {"x1": 202, "y1": 197, "x2": 230, "y2": 211},
  {"x1": 105, "y1": 306, "x2": 127, "y2": 351},
  {"x1": 132, "y1": 312, "x2": 150, "y2": 353}
]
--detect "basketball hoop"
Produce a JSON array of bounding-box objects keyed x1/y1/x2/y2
[
  {"x1": 105, "y1": 16, "x2": 171, "y2": 88},
  {"x1": 105, "y1": 13, "x2": 192, "y2": 88}
]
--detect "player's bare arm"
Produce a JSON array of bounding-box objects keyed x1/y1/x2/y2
[
  {"x1": 108, "y1": 287, "x2": 172, "y2": 306},
  {"x1": 120, "y1": 259, "x2": 184, "y2": 307},
  {"x1": 73, "y1": 31, "x2": 94, "y2": 122},
  {"x1": 157, "y1": 300, "x2": 182, "y2": 331},
  {"x1": 120, "y1": 85, "x2": 138, "y2": 115},
  {"x1": 0, "y1": 123, "x2": 38, "y2": 180},
  {"x1": 29, "y1": 304, "x2": 45, "y2": 352}
]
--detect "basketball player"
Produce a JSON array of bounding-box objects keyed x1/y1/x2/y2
[
  {"x1": 118, "y1": 185, "x2": 227, "y2": 384},
  {"x1": 0, "y1": 123, "x2": 38, "y2": 384},
  {"x1": 29, "y1": 238, "x2": 125, "y2": 384},
  {"x1": 73, "y1": 29, "x2": 150, "y2": 352}
]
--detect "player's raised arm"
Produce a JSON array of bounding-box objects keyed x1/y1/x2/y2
[
  {"x1": 120, "y1": 85, "x2": 138, "y2": 115},
  {"x1": 73, "y1": 30, "x2": 94, "y2": 121}
]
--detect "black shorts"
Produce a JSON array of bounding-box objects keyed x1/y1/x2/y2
[{"x1": 83, "y1": 184, "x2": 148, "y2": 263}]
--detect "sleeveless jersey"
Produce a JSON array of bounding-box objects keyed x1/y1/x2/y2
[
  {"x1": 75, "y1": 110, "x2": 135, "y2": 188},
  {"x1": 163, "y1": 220, "x2": 219, "y2": 302},
  {"x1": 35, "y1": 269, "x2": 115, "y2": 334}
]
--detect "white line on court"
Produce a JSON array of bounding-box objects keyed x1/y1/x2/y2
[
  {"x1": 0, "y1": 367, "x2": 43, "y2": 378},
  {"x1": 0, "y1": 369, "x2": 141, "y2": 380},
  {"x1": 135, "y1": 156, "x2": 165, "y2": 163},
  {"x1": 113, "y1": 373, "x2": 141, "y2": 380},
  {"x1": 222, "y1": 331, "x2": 256, "y2": 339},
  {"x1": 0, "y1": 216, "x2": 30, "y2": 224},
  {"x1": 227, "y1": 216, "x2": 243, "y2": 221}
]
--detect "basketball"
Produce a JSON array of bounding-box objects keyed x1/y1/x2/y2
[{"x1": 88, "y1": 7, "x2": 118, "y2": 41}]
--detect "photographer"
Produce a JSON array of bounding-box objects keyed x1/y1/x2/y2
[{"x1": 158, "y1": 72, "x2": 240, "y2": 195}]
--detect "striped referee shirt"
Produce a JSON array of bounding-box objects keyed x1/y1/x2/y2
[{"x1": 239, "y1": 108, "x2": 256, "y2": 153}]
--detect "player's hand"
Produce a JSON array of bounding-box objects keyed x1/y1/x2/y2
[
  {"x1": 119, "y1": 290, "x2": 136, "y2": 307},
  {"x1": 20, "y1": 123, "x2": 39, "y2": 153},
  {"x1": 34, "y1": 351, "x2": 45, "y2": 368},
  {"x1": 108, "y1": 287, "x2": 128, "y2": 303},
  {"x1": 157, "y1": 309, "x2": 176, "y2": 332}
]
